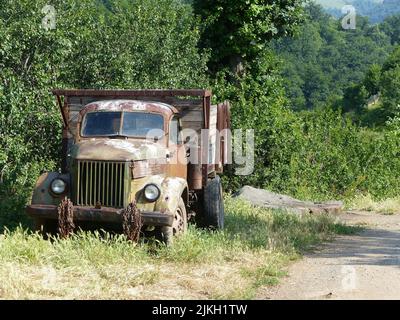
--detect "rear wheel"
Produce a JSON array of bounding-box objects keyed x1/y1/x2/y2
[
  {"x1": 159, "y1": 198, "x2": 187, "y2": 245},
  {"x1": 202, "y1": 175, "x2": 225, "y2": 229}
]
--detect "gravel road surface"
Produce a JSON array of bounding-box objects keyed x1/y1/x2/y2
[{"x1": 259, "y1": 212, "x2": 400, "y2": 300}]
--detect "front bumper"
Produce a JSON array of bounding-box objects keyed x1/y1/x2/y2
[{"x1": 26, "y1": 205, "x2": 174, "y2": 227}]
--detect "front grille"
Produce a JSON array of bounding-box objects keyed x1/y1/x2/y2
[{"x1": 76, "y1": 161, "x2": 128, "y2": 208}]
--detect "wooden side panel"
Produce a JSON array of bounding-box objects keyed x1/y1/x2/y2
[
  {"x1": 178, "y1": 106, "x2": 203, "y2": 140},
  {"x1": 174, "y1": 106, "x2": 204, "y2": 190},
  {"x1": 216, "y1": 101, "x2": 231, "y2": 173},
  {"x1": 208, "y1": 105, "x2": 218, "y2": 166}
]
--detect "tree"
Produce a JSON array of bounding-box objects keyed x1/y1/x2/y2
[
  {"x1": 382, "y1": 46, "x2": 400, "y2": 72},
  {"x1": 322, "y1": 0, "x2": 400, "y2": 23},
  {"x1": 271, "y1": 3, "x2": 392, "y2": 111},
  {"x1": 380, "y1": 48, "x2": 400, "y2": 115},
  {"x1": 0, "y1": 0, "x2": 209, "y2": 229},
  {"x1": 381, "y1": 14, "x2": 400, "y2": 45},
  {"x1": 342, "y1": 84, "x2": 369, "y2": 113},
  {"x1": 193, "y1": 0, "x2": 305, "y2": 74},
  {"x1": 363, "y1": 64, "x2": 382, "y2": 96}
]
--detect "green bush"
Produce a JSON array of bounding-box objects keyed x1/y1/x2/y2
[
  {"x1": 215, "y1": 52, "x2": 400, "y2": 201},
  {"x1": 0, "y1": 0, "x2": 208, "y2": 230},
  {"x1": 1, "y1": 0, "x2": 400, "y2": 232}
]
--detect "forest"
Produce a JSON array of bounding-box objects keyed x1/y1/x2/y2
[
  {"x1": 272, "y1": 4, "x2": 399, "y2": 120},
  {"x1": 318, "y1": 0, "x2": 400, "y2": 23},
  {"x1": 1, "y1": 0, "x2": 400, "y2": 229}
]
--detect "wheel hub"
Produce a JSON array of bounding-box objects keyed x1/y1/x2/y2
[{"x1": 172, "y1": 208, "x2": 185, "y2": 235}]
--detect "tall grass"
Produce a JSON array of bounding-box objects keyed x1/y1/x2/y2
[
  {"x1": 0, "y1": 197, "x2": 355, "y2": 300},
  {"x1": 346, "y1": 194, "x2": 400, "y2": 215}
]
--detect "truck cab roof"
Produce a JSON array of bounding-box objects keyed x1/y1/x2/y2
[{"x1": 80, "y1": 100, "x2": 178, "y2": 117}]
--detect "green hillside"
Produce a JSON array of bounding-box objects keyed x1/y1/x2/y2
[
  {"x1": 315, "y1": 0, "x2": 346, "y2": 8},
  {"x1": 315, "y1": 0, "x2": 399, "y2": 23},
  {"x1": 315, "y1": 0, "x2": 382, "y2": 8}
]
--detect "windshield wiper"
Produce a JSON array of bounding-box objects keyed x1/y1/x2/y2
[{"x1": 109, "y1": 134, "x2": 129, "y2": 139}]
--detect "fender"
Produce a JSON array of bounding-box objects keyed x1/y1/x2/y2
[
  {"x1": 155, "y1": 177, "x2": 189, "y2": 214},
  {"x1": 31, "y1": 172, "x2": 71, "y2": 206}
]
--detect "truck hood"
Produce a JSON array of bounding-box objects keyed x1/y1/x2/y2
[{"x1": 71, "y1": 139, "x2": 166, "y2": 161}]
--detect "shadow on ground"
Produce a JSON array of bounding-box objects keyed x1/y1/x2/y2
[{"x1": 309, "y1": 227, "x2": 400, "y2": 267}]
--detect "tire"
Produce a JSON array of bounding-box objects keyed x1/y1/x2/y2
[
  {"x1": 160, "y1": 198, "x2": 187, "y2": 245},
  {"x1": 202, "y1": 175, "x2": 225, "y2": 229}
]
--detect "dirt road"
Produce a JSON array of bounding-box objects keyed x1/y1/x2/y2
[{"x1": 259, "y1": 212, "x2": 400, "y2": 300}]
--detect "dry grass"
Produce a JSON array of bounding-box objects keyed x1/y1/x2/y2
[
  {"x1": 346, "y1": 194, "x2": 400, "y2": 215},
  {"x1": 0, "y1": 197, "x2": 354, "y2": 300}
]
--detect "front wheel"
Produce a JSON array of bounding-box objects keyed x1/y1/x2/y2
[{"x1": 159, "y1": 198, "x2": 187, "y2": 245}]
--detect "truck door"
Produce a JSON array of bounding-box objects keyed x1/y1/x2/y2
[{"x1": 167, "y1": 116, "x2": 187, "y2": 179}]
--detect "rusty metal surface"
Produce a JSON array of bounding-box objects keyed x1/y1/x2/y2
[
  {"x1": 26, "y1": 88, "x2": 232, "y2": 231},
  {"x1": 27, "y1": 204, "x2": 174, "y2": 226},
  {"x1": 70, "y1": 139, "x2": 167, "y2": 162},
  {"x1": 128, "y1": 175, "x2": 188, "y2": 216},
  {"x1": 57, "y1": 95, "x2": 68, "y2": 128},
  {"x1": 75, "y1": 160, "x2": 129, "y2": 208},
  {"x1": 80, "y1": 100, "x2": 178, "y2": 117},
  {"x1": 51, "y1": 89, "x2": 219, "y2": 191},
  {"x1": 202, "y1": 95, "x2": 212, "y2": 188},
  {"x1": 52, "y1": 89, "x2": 212, "y2": 98},
  {"x1": 31, "y1": 172, "x2": 71, "y2": 206},
  {"x1": 58, "y1": 198, "x2": 75, "y2": 238},
  {"x1": 132, "y1": 161, "x2": 166, "y2": 179},
  {"x1": 188, "y1": 149, "x2": 203, "y2": 190},
  {"x1": 122, "y1": 201, "x2": 143, "y2": 242}
]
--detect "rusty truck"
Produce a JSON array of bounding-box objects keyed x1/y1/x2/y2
[{"x1": 26, "y1": 89, "x2": 231, "y2": 244}]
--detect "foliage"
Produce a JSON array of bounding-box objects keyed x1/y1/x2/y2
[
  {"x1": 380, "y1": 14, "x2": 400, "y2": 45},
  {"x1": 342, "y1": 46, "x2": 400, "y2": 125},
  {"x1": 237, "y1": 106, "x2": 400, "y2": 200},
  {"x1": 346, "y1": 193, "x2": 400, "y2": 215},
  {"x1": 0, "y1": 197, "x2": 354, "y2": 299},
  {"x1": 363, "y1": 64, "x2": 382, "y2": 96},
  {"x1": 2, "y1": 0, "x2": 400, "y2": 232},
  {"x1": 319, "y1": 0, "x2": 400, "y2": 23},
  {"x1": 192, "y1": 0, "x2": 305, "y2": 72},
  {"x1": 271, "y1": 3, "x2": 393, "y2": 111},
  {"x1": 201, "y1": 1, "x2": 400, "y2": 200},
  {"x1": 213, "y1": 53, "x2": 400, "y2": 200},
  {"x1": 0, "y1": 0, "x2": 208, "y2": 229}
]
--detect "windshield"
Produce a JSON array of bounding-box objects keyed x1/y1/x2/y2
[{"x1": 82, "y1": 112, "x2": 164, "y2": 138}]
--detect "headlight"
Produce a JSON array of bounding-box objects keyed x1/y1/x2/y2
[
  {"x1": 144, "y1": 184, "x2": 160, "y2": 202},
  {"x1": 50, "y1": 178, "x2": 66, "y2": 195}
]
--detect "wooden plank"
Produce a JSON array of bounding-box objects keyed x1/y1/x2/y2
[
  {"x1": 180, "y1": 121, "x2": 203, "y2": 132},
  {"x1": 179, "y1": 110, "x2": 203, "y2": 122},
  {"x1": 168, "y1": 99, "x2": 203, "y2": 108},
  {"x1": 67, "y1": 97, "x2": 203, "y2": 111},
  {"x1": 69, "y1": 104, "x2": 85, "y2": 112},
  {"x1": 53, "y1": 89, "x2": 212, "y2": 98},
  {"x1": 209, "y1": 105, "x2": 218, "y2": 134},
  {"x1": 69, "y1": 110, "x2": 80, "y2": 119}
]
